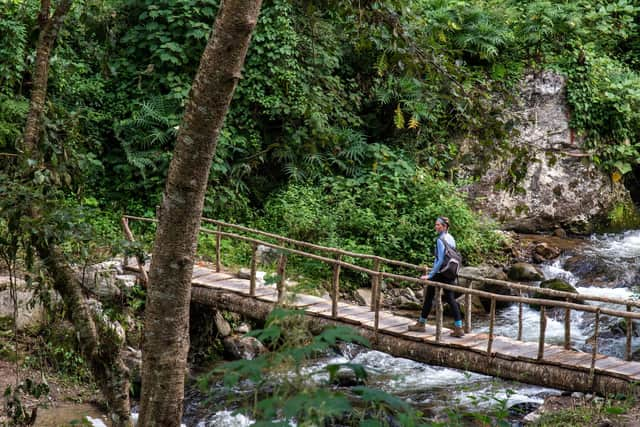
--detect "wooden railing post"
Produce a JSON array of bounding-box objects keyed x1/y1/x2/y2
[
  {"x1": 276, "y1": 243, "x2": 287, "y2": 305},
  {"x1": 590, "y1": 309, "x2": 601, "y2": 389},
  {"x1": 215, "y1": 224, "x2": 222, "y2": 273},
  {"x1": 374, "y1": 272, "x2": 382, "y2": 343},
  {"x1": 370, "y1": 259, "x2": 381, "y2": 312},
  {"x1": 464, "y1": 282, "x2": 472, "y2": 333},
  {"x1": 537, "y1": 306, "x2": 547, "y2": 360},
  {"x1": 435, "y1": 286, "x2": 443, "y2": 342},
  {"x1": 487, "y1": 297, "x2": 495, "y2": 356},
  {"x1": 626, "y1": 305, "x2": 633, "y2": 361},
  {"x1": 564, "y1": 302, "x2": 571, "y2": 350},
  {"x1": 249, "y1": 243, "x2": 258, "y2": 296},
  {"x1": 332, "y1": 255, "x2": 342, "y2": 318},
  {"x1": 517, "y1": 290, "x2": 523, "y2": 341}
]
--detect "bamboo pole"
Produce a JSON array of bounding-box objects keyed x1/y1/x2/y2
[
  {"x1": 276, "y1": 246, "x2": 287, "y2": 305},
  {"x1": 488, "y1": 297, "x2": 496, "y2": 356},
  {"x1": 436, "y1": 286, "x2": 443, "y2": 342},
  {"x1": 374, "y1": 272, "x2": 382, "y2": 343},
  {"x1": 564, "y1": 303, "x2": 571, "y2": 350},
  {"x1": 538, "y1": 306, "x2": 546, "y2": 360},
  {"x1": 626, "y1": 305, "x2": 633, "y2": 362},
  {"x1": 517, "y1": 290, "x2": 523, "y2": 341},
  {"x1": 465, "y1": 282, "x2": 472, "y2": 333},
  {"x1": 120, "y1": 217, "x2": 149, "y2": 287},
  {"x1": 370, "y1": 259, "x2": 381, "y2": 312},
  {"x1": 332, "y1": 255, "x2": 342, "y2": 318},
  {"x1": 215, "y1": 224, "x2": 222, "y2": 273},
  {"x1": 249, "y1": 243, "x2": 258, "y2": 296},
  {"x1": 590, "y1": 309, "x2": 601, "y2": 389}
]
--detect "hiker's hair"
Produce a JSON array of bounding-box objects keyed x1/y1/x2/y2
[{"x1": 437, "y1": 216, "x2": 450, "y2": 228}]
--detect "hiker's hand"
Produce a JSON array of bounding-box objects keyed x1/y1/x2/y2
[{"x1": 420, "y1": 275, "x2": 429, "y2": 280}]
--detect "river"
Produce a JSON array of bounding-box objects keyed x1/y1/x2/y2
[{"x1": 187, "y1": 230, "x2": 640, "y2": 426}]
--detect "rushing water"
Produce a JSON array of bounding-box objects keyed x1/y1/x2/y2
[{"x1": 188, "y1": 230, "x2": 640, "y2": 426}]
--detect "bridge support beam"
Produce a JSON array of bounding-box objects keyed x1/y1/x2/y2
[{"x1": 191, "y1": 286, "x2": 639, "y2": 397}]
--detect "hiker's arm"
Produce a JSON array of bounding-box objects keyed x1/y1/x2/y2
[{"x1": 428, "y1": 239, "x2": 445, "y2": 279}]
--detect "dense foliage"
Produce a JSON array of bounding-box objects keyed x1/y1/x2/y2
[{"x1": 2, "y1": 0, "x2": 640, "y2": 269}]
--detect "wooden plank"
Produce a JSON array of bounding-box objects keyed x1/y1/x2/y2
[
  {"x1": 192, "y1": 267, "x2": 221, "y2": 279},
  {"x1": 544, "y1": 350, "x2": 596, "y2": 366},
  {"x1": 604, "y1": 361, "x2": 640, "y2": 377},
  {"x1": 444, "y1": 333, "x2": 489, "y2": 349},
  {"x1": 481, "y1": 340, "x2": 538, "y2": 359},
  {"x1": 290, "y1": 294, "x2": 329, "y2": 307},
  {"x1": 195, "y1": 276, "x2": 247, "y2": 288},
  {"x1": 363, "y1": 315, "x2": 413, "y2": 330},
  {"x1": 343, "y1": 311, "x2": 376, "y2": 325},
  {"x1": 594, "y1": 357, "x2": 630, "y2": 371},
  {"x1": 304, "y1": 303, "x2": 335, "y2": 314}
]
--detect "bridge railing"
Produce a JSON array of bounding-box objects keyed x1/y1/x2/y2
[{"x1": 122, "y1": 215, "x2": 638, "y2": 372}]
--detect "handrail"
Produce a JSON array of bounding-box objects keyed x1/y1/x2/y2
[
  {"x1": 123, "y1": 214, "x2": 638, "y2": 365},
  {"x1": 123, "y1": 214, "x2": 640, "y2": 309}
]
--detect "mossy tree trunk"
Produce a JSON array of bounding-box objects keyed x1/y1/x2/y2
[
  {"x1": 137, "y1": 1, "x2": 262, "y2": 426},
  {"x1": 19, "y1": 1, "x2": 133, "y2": 425}
]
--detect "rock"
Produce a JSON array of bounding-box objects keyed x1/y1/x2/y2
[
  {"x1": 531, "y1": 278, "x2": 580, "y2": 309},
  {"x1": 533, "y1": 243, "x2": 561, "y2": 263},
  {"x1": 356, "y1": 289, "x2": 372, "y2": 307},
  {"x1": 236, "y1": 323, "x2": 250, "y2": 334},
  {"x1": 392, "y1": 295, "x2": 422, "y2": 310},
  {"x1": 571, "y1": 391, "x2": 585, "y2": 399},
  {"x1": 460, "y1": 265, "x2": 514, "y2": 311},
  {"x1": 214, "y1": 311, "x2": 232, "y2": 337},
  {"x1": 462, "y1": 71, "x2": 631, "y2": 234},
  {"x1": 539, "y1": 278, "x2": 578, "y2": 294},
  {"x1": 330, "y1": 366, "x2": 366, "y2": 387},
  {"x1": 222, "y1": 335, "x2": 267, "y2": 360},
  {"x1": 237, "y1": 268, "x2": 266, "y2": 285},
  {"x1": 256, "y1": 245, "x2": 280, "y2": 264},
  {"x1": 508, "y1": 262, "x2": 545, "y2": 281},
  {"x1": 553, "y1": 228, "x2": 567, "y2": 238},
  {"x1": 123, "y1": 347, "x2": 142, "y2": 393}
]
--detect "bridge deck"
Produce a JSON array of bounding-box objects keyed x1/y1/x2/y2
[{"x1": 189, "y1": 266, "x2": 640, "y2": 384}]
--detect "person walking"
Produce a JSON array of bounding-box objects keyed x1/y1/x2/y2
[{"x1": 408, "y1": 216, "x2": 465, "y2": 337}]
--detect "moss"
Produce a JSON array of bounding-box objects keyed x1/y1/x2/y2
[{"x1": 606, "y1": 201, "x2": 640, "y2": 232}]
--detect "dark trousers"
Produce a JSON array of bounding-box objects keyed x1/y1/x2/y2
[{"x1": 420, "y1": 274, "x2": 462, "y2": 322}]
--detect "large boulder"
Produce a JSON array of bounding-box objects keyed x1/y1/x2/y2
[
  {"x1": 0, "y1": 277, "x2": 55, "y2": 331},
  {"x1": 463, "y1": 71, "x2": 630, "y2": 234},
  {"x1": 508, "y1": 262, "x2": 544, "y2": 281},
  {"x1": 459, "y1": 266, "x2": 513, "y2": 312}
]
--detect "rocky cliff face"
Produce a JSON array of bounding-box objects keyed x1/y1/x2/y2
[{"x1": 464, "y1": 71, "x2": 630, "y2": 234}]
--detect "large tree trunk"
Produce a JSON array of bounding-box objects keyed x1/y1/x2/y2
[
  {"x1": 138, "y1": 1, "x2": 262, "y2": 426},
  {"x1": 19, "y1": 1, "x2": 133, "y2": 425},
  {"x1": 23, "y1": 0, "x2": 72, "y2": 155}
]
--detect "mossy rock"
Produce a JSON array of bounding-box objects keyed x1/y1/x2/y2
[
  {"x1": 530, "y1": 278, "x2": 580, "y2": 310},
  {"x1": 539, "y1": 278, "x2": 578, "y2": 294}
]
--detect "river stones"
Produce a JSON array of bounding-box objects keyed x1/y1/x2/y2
[{"x1": 530, "y1": 278, "x2": 580, "y2": 310}]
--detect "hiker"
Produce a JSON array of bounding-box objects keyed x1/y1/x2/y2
[{"x1": 408, "y1": 216, "x2": 465, "y2": 338}]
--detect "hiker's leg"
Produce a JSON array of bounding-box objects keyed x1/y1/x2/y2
[
  {"x1": 443, "y1": 289, "x2": 462, "y2": 323},
  {"x1": 420, "y1": 285, "x2": 436, "y2": 321}
]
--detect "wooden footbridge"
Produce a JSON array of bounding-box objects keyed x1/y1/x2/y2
[{"x1": 122, "y1": 215, "x2": 640, "y2": 396}]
